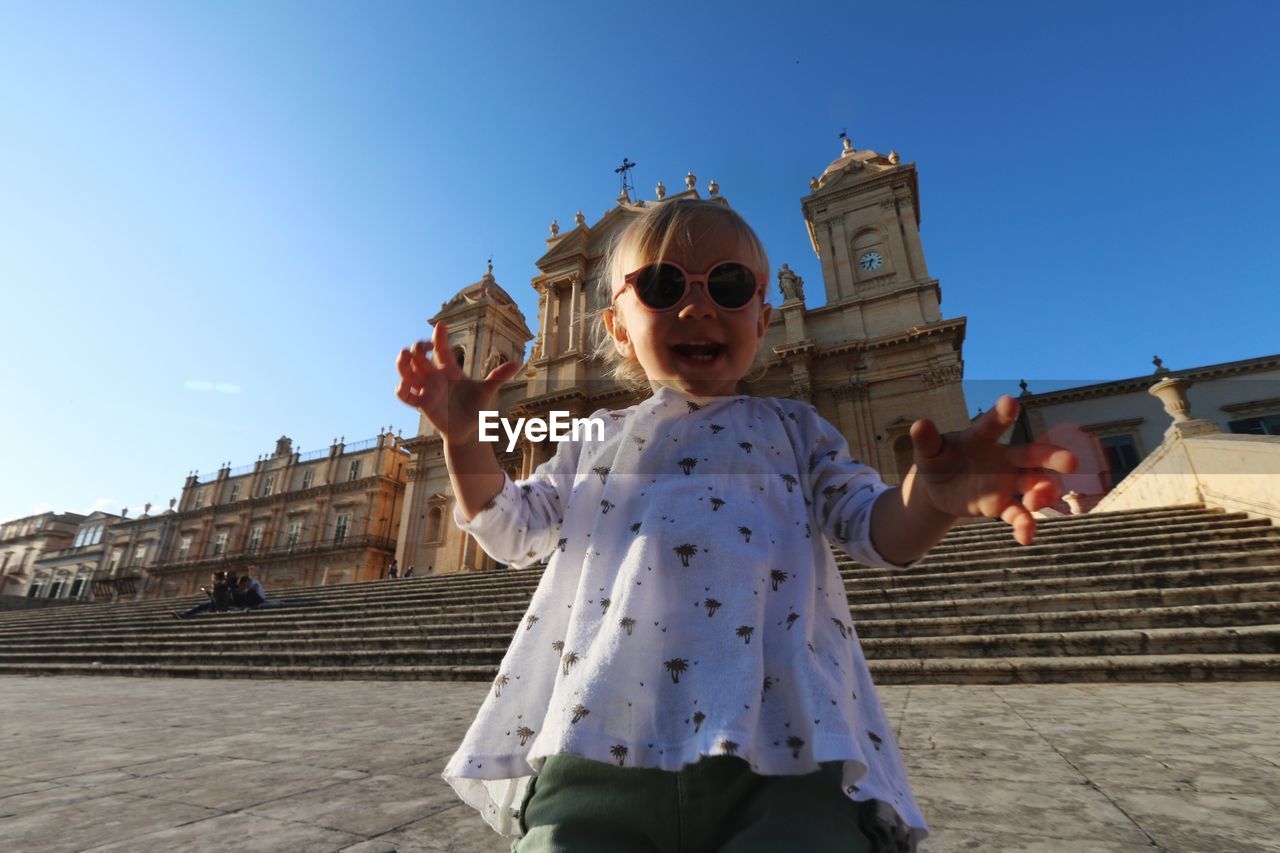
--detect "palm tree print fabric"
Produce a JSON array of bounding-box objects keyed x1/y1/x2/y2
[{"x1": 441, "y1": 386, "x2": 928, "y2": 849}]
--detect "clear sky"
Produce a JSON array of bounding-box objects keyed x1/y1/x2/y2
[{"x1": 2, "y1": 0, "x2": 1276, "y2": 522}]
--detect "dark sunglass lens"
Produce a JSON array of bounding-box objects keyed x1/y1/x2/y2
[
  {"x1": 707, "y1": 263, "x2": 757, "y2": 308},
  {"x1": 636, "y1": 264, "x2": 686, "y2": 309}
]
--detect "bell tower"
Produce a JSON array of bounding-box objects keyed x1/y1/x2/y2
[{"x1": 801, "y1": 136, "x2": 942, "y2": 336}]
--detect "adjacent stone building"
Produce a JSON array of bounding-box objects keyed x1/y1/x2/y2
[
  {"x1": 398, "y1": 137, "x2": 970, "y2": 574},
  {"x1": 130, "y1": 431, "x2": 410, "y2": 599},
  {"x1": 0, "y1": 511, "x2": 88, "y2": 598},
  {"x1": 1012, "y1": 352, "x2": 1280, "y2": 511}
]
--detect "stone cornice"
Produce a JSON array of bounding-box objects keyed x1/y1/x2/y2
[
  {"x1": 815, "y1": 318, "x2": 967, "y2": 360},
  {"x1": 1019, "y1": 353, "x2": 1280, "y2": 407}
]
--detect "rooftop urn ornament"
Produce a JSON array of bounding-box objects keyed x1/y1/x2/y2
[
  {"x1": 707, "y1": 178, "x2": 719, "y2": 197},
  {"x1": 1149, "y1": 376, "x2": 1193, "y2": 424},
  {"x1": 1019, "y1": 379, "x2": 1029, "y2": 396},
  {"x1": 168, "y1": 498, "x2": 176, "y2": 511},
  {"x1": 143, "y1": 502, "x2": 151, "y2": 516},
  {"x1": 550, "y1": 218, "x2": 559, "y2": 236},
  {"x1": 809, "y1": 176, "x2": 819, "y2": 191},
  {"x1": 685, "y1": 170, "x2": 696, "y2": 190},
  {"x1": 1153, "y1": 354, "x2": 1169, "y2": 374},
  {"x1": 888, "y1": 150, "x2": 900, "y2": 165},
  {"x1": 655, "y1": 179, "x2": 666, "y2": 199},
  {"x1": 1063, "y1": 491, "x2": 1084, "y2": 515},
  {"x1": 574, "y1": 209, "x2": 586, "y2": 227}
]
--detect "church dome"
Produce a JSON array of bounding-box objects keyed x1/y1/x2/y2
[
  {"x1": 815, "y1": 137, "x2": 899, "y2": 189},
  {"x1": 442, "y1": 263, "x2": 517, "y2": 310}
]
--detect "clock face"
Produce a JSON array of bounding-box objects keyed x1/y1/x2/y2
[{"x1": 859, "y1": 251, "x2": 884, "y2": 271}]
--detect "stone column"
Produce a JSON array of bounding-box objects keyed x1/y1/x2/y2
[{"x1": 568, "y1": 275, "x2": 581, "y2": 351}]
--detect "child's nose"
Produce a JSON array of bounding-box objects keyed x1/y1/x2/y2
[{"x1": 676, "y1": 281, "x2": 717, "y2": 318}]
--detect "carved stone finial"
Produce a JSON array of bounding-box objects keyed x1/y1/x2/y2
[
  {"x1": 1152, "y1": 355, "x2": 1168, "y2": 374},
  {"x1": 707, "y1": 178, "x2": 719, "y2": 197},
  {"x1": 574, "y1": 209, "x2": 586, "y2": 227},
  {"x1": 121, "y1": 507, "x2": 128, "y2": 519},
  {"x1": 888, "y1": 150, "x2": 900, "y2": 165},
  {"x1": 655, "y1": 180, "x2": 666, "y2": 199},
  {"x1": 1063, "y1": 491, "x2": 1083, "y2": 515},
  {"x1": 842, "y1": 136, "x2": 854, "y2": 153},
  {"x1": 809, "y1": 176, "x2": 819, "y2": 191},
  {"x1": 143, "y1": 502, "x2": 151, "y2": 516},
  {"x1": 1019, "y1": 379, "x2": 1029, "y2": 396},
  {"x1": 550, "y1": 218, "x2": 559, "y2": 236},
  {"x1": 685, "y1": 171, "x2": 696, "y2": 190},
  {"x1": 169, "y1": 498, "x2": 176, "y2": 511}
]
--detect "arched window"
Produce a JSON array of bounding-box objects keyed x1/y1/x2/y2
[{"x1": 452, "y1": 347, "x2": 466, "y2": 370}]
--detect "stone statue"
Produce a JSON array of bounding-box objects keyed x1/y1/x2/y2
[{"x1": 777, "y1": 264, "x2": 804, "y2": 303}]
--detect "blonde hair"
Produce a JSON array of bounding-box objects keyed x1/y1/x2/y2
[{"x1": 590, "y1": 199, "x2": 771, "y2": 390}]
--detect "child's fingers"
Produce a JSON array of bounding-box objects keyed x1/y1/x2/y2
[
  {"x1": 909, "y1": 418, "x2": 945, "y2": 459},
  {"x1": 1006, "y1": 442, "x2": 1077, "y2": 474},
  {"x1": 1001, "y1": 501, "x2": 1037, "y2": 545},
  {"x1": 1020, "y1": 477, "x2": 1060, "y2": 512},
  {"x1": 970, "y1": 395, "x2": 1019, "y2": 443},
  {"x1": 483, "y1": 359, "x2": 524, "y2": 393},
  {"x1": 395, "y1": 380, "x2": 423, "y2": 409},
  {"x1": 431, "y1": 322, "x2": 454, "y2": 370}
]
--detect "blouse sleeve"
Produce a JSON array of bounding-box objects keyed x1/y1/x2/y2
[
  {"x1": 795, "y1": 405, "x2": 919, "y2": 570},
  {"x1": 451, "y1": 425, "x2": 589, "y2": 569}
]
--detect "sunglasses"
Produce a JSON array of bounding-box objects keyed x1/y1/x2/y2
[{"x1": 615, "y1": 260, "x2": 765, "y2": 312}]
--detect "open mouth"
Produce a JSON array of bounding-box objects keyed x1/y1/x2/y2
[{"x1": 672, "y1": 341, "x2": 726, "y2": 364}]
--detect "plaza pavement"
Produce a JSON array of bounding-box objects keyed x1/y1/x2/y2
[{"x1": 0, "y1": 677, "x2": 1277, "y2": 853}]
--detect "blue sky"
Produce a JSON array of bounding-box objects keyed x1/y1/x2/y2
[{"x1": 2, "y1": 0, "x2": 1276, "y2": 521}]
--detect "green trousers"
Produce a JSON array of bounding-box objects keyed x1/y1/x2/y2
[{"x1": 512, "y1": 752, "x2": 894, "y2": 852}]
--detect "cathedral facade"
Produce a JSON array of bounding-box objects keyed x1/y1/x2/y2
[{"x1": 397, "y1": 138, "x2": 969, "y2": 574}]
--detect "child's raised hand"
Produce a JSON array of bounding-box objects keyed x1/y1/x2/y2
[
  {"x1": 908, "y1": 395, "x2": 1077, "y2": 545},
  {"x1": 395, "y1": 321, "x2": 523, "y2": 445}
]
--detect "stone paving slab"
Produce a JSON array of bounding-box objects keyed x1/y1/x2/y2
[{"x1": 1, "y1": 677, "x2": 1277, "y2": 852}]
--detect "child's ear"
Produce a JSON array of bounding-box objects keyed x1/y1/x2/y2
[
  {"x1": 603, "y1": 308, "x2": 633, "y2": 357},
  {"x1": 756, "y1": 302, "x2": 773, "y2": 339}
]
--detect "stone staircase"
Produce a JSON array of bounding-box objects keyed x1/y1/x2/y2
[{"x1": 0, "y1": 503, "x2": 1277, "y2": 683}]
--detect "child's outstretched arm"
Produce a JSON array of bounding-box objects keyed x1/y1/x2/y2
[
  {"x1": 395, "y1": 321, "x2": 523, "y2": 521},
  {"x1": 870, "y1": 395, "x2": 1078, "y2": 565}
]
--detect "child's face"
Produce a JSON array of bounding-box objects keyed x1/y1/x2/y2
[{"x1": 606, "y1": 231, "x2": 772, "y2": 397}]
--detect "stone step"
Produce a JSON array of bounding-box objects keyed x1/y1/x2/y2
[
  {"x1": 907, "y1": 518, "x2": 1278, "y2": 564},
  {"x1": 866, "y1": 654, "x2": 1280, "y2": 684},
  {"x1": 920, "y1": 511, "x2": 1252, "y2": 555},
  {"x1": 931, "y1": 504, "x2": 1214, "y2": 543},
  {"x1": 5, "y1": 624, "x2": 1275, "y2": 666},
  {"x1": 2, "y1": 653, "x2": 1276, "y2": 684},
  {"x1": 837, "y1": 536, "x2": 1280, "y2": 579},
  {"x1": 849, "y1": 580, "x2": 1280, "y2": 620},
  {"x1": 846, "y1": 563, "x2": 1280, "y2": 603},
  {"x1": 853, "y1": 601, "x2": 1280, "y2": 638},
  {"x1": 859, "y1": 625, "x2": 1280, "y2": 658}
]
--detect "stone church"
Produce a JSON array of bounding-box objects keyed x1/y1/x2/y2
[{"x1": 397, "y1": 137, "x2": 969, "y2": 574}]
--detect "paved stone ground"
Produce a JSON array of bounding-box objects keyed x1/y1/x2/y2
[{"x1": 1, "y1": 677, "x2": 1277, "y2": 853}]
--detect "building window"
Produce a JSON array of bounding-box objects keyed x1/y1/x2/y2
[
  {"x1": 213, "y1": 531, "x2": 228, "y2": 557},
  {"x1": 133, "y1": 544, "x2": 148, "y2": 567},
  {"x1": 347, "y1": 461, "x2": 361, "y2": 482},
  {"x1": 1228, "y1": 414, "x2": 1280, "y2": 436},
  {"x1": 335, "y1": 514, "x2": 350, "y2": 544},
  {"x1": 302, "y1": 468, "x2": 315, "y2": 489},
  {"x1": 194, "y1": 491, "x2": 204, "y2": 509},
  {"x1": 229, "y1": 484, "x2": 240, "y2": 502},
  {"x1": 73, "y1": 527, "x2": 88, "y2": 548},
  {"x1": 425, "y1": 507, "x2": 443, "y2": 543},
  {"x1": 177, "y1": 536, "x2": 192, "y2": 562},
  {"x1": 69, "y1": 578, "x2": 86, "y2": 599},
  {"x1": 248, "y1": 526, "x2": 263, "y2": 553},
  {"x1": 263, "y1": 475, "x2": 276, "y2": 497},
  {"x1": 90, "y1": 525, "x2": 103, "y2": 546},
  {"x1": 286, "y1": 521, "x2": 301, "y2": 548},
  {"x1": 1100, "y1": 434, "x2": 1141, "y2": 486}
]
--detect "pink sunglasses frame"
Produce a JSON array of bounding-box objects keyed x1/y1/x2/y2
[{"x1": 612, "y1": 259, "x2": 768, "y2": 312}]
